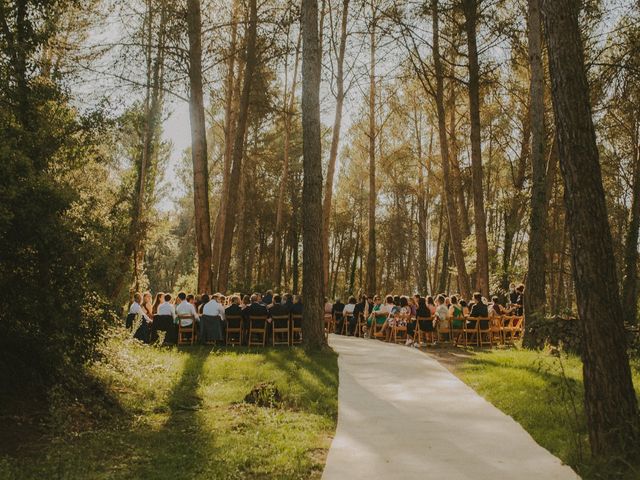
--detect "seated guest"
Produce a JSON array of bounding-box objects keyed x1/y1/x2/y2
[
  {"x1": 350, "y1": 295, "x2": 368, "y2": 335},
  {"x1": 225, "y1": 295, "x2": 243, "y2": 316},
  {"x1": 460, "y1": 299, "x2": 470, "y2": 316},
  {"x1": 284, "y1": 293, "x2": 295, "y2": 313},
  {"x1": 262, "y1": 290, "x2": 273, "y2": 305},
  {"x1": 151, "y1": 293, "x2": 176, "y2": 344},
  {"x1": 449, "y1": 295, "x2": 464, "y2": 329},
  {"x1": 340, "y1": 297, "x2": 357, "y2": 335},
  {"x1": 241, "y1": 294, "x2": 251, "y2": 309},
  {"x1": 469, "y1": 292, "x2": 489, "y2": 330},
  {"x1": 142, "y1": 291, "x2": 153, "y2": 319},
  {"x1": 198, "y1": 294, "x2": 210, "y2": 315},
  {"x1": 268, "y1": 294, "x2": 289, "y2": 318},
  {"x1": 435, "y1": 294, "x2": 448, "y2": 328},
  {"x1": 175, "y1": 291, "x2": 199, "y2": 326},
  {"x1": 426, "y1": 296, "x2": 437, "y2": 316},
  {"x1": 291, "y1": 295, "x2": 303, "y2": 315},
  {"x1": 508, "y1": 283, "x2": 518, "y2": 310},
  {"x1": 324, "y1": 297, "x2": 333, "y2": 315},
  {"x1": 201, "y1": 293, "x2": 225, "y2": 344},
  {"x1": 242, "y1": 294, "x2": 269, "y2": 323},
  {"x1": 332, "y1": 298, "x2": 345, "y2": 333},
  {"x1": 127, "y1": 292, "x2": 151, "y2": 329},
  {"x1": 513, "y1": 284, "x2": 525, "y2": 316},
  {"x1": 152, "y1": 292, "x2": 164, "y2": 316}
]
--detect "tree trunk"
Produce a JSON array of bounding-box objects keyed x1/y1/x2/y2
[
  {"x1": 322, "y1": 0, "x2": 350, "y2": 289},
  {"x1": 211, "y1": 0, "x2": 240, "y2": 283},
  {"x1": 274, "y1": 31, "x2": 302, "y2": 289},
  {"x1": 366, "y1": 6, "x2": 377, "y2": 295},
  {"x1": 448, "y1": 84, "x2": 471, "y2": 238},
  {"x1": 523, "y1": 0, "x2": 548, "y2": 346},
  {"x1": 621, "y1": 124, "x2": 640, "y2": 324},
  {"x1": 301, "y1": 0, "x2": 326, "y2": 350},
  {"x1": 186, "y1": 0, "x2": 213, "y2": 294},
  {"x1": 541, "y1": 0, "x2": 639, "y2": 457},
  {"x1": 462, "y1": 0, "x2": 489, "y2": 297},
  {"x1": 432, "y1": 0, "x2": 471, "y2": 299},
  {"x1": 217, "y1": 0, "x2": 258, "y2": 293},
  {"x1": 415, "y1": 109, "x2": 429, "y2": 294}
]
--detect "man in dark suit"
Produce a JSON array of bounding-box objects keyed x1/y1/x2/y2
[
  {"x1": 291, "y1": 296, "x2": 303, "y2": 315},
  {"x1": 350, "y1": 295, "x2": 368, "y2": 335},
  {"x1": 332, "y1": 298, "x2": 345, "y2": 333},
  {"x1": 469, "y1": 292, "x2": 489, "y2": 330},
  {"x1": 225, "y1": 295, "x2": 243, "y2": 316},
  {"x1": 268, "y1": 294, "x2": 288, "y2": 318},
  {"x1": 262, "y1": 290, "x2": 273, "y2": 306}
]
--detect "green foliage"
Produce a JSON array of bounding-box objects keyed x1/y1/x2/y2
[
  {"x1": 458, "y1": 348, "x2": 640, "y2": 479},
  {"x1": 1, "y1": 331, "x2": 338, "y2": 479}
]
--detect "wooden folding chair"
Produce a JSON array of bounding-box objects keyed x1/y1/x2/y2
[
  {"x1": 225, "y1": 315, "x2": 243, "y2": 346},
  {"x1": 291, "y1": 314, "x2": 303, "y2": 344},
  {"x1": 512, "y1": 316, "x2": 525, "y2": 340},
  {"x1": 390, "y1": 314, "x2": 408, "y2": 344},
  {"x1": 341, "y1": 313, "x2": 353, "y2": 335},
  {"x1": 503, "y1": 315, "x2": 524, "y2": 343},
  {"x1": 411, "y1": 316, "x2": 422, "y2": 345},
  {"x1": 272, "y1": 315, "x2": 291, "y2": 346},
  {"x1": 451, "y1": 316, "x2": 465, "y2": 346},
  {"x1": 248, "y1": 315, "x2": 268, "y2": 347},
  {"x1": 462, "y1": 317, "x2": 480, "y2": 347},
  {"x1": 354, "y1": 312, "x2": 365, "y2": 337},
  {"x1": 477, "y1": 317, "x2": 493, "y2": 347},
  {"x1": 489, "y1": 315, "x2": 503, "y2": 345},
  {"x1": 177, "y1": 314, "x2": 196, "y2": 345},
  {"x1": 370, "y1": 313, "x2": 387, "y2": 340},
  {"x1": 437, "y1": 317, "x2": 452, "y2": 344},
  {"x1": 323, "y1": 313, "x2": 333, "y2": 339}
]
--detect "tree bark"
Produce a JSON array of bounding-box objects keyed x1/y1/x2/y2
[
  {"x1": 523, "y1": 0, "x2": 548, "y2": 345},
  {"x1": 432, "y1": 0, "x2": 471, "y2": 299},
  {"x1": 322, "y1": 0, "x2": 350, "y2": 289},
  {"x1": 217, "y1": 0, "x2": 258, "y2": 293},
  {"x1": 366, "y1": 6, "x2": 377, "y2": 295},
  {"x1": 541, "y1": 0, "x2": 639, "y2": 456},
  {"x1": 621, "y1": 124, "x2": 640, "y2": 324},
  {"x1": 211, "y1": 0, "x2": 240, "y2": 284},
  {"x1": 462, "y1": 0, "x2": 489, "y2": 297},
  {"x1": 186, "y1": 0, "x2": 213, "y2": 294},
  {"x1": 274, "y1": 31, "x2": 301, "y2": 289},
  {"x1": 301, "y1": 0, "x2": 326, "y2": 350}
]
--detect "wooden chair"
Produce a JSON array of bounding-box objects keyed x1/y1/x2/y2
[
  {"x1": 477, "y1": 317, "x2": 493, "y2": 347},
  {"x1": 354, "y1": 312, "x2": 366, "y2": 337},
  {"x1": 225, "y1": 314, "x2": 243, "y2": 346},
  {"x1": 489, "y1": 315, "x2": 503, "y2": 345},
  {"x1": 248, "y1": 315, "x2": 268, "y2": 347},
  {"x1": 323, "y1": 313, "x2": 333, "y2": 339},
  {"x1": 177, "y1": 314, "x2": 196, "y2": 345},
  {"x1": 513, "y1": 316, "x2": 525, "y2": 340},
  {"x1": 291, "y1": 314, "x2": 303, "y2": 344},
  {"x1": 341, "y1": 313, "x2": 353, "y2": 335},
  {"x1": 450, "y1": 316, "x2": 466, "y2": 346},
  {"x1": 462, "y1": 317, "x2": 480, "y2": 347},
  {"x1": 411, "y1": 316, "x2": 422, "y2": 345},
  {"x1": 437, "y1": 316, "x2": 452, "y2": 344},
  {"x1": 503, "y1": 316, "x2": 524, "y2": 343},
  {"x1": 390, "y1": 312, "x2": 408, "y2": 344},
  {"x1": 272, "y1": 315, "x2": 291, "y2": 346},
  {"x1": 370, "y1": 313, "x2": 387, "y2": 340}
]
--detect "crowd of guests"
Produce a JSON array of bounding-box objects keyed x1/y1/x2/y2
[
  {"x1": 326, "y1": 283, "x2": 525, "y2": 346},
  {"x1": 126, "y1": 290, "x2": 303, "y2": 345}
]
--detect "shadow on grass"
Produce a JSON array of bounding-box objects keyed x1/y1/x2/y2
[{"x1": 119, "y1": 349, "x2": 213, "y2": 479}]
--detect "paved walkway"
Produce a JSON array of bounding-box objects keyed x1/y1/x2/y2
[{"x1": 323, "y1": 335, "x2": 580, "y2": 480}]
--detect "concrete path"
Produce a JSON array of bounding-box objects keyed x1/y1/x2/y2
[{"x1": 323, "y1": 335, "x2": 580, "y2": 480}]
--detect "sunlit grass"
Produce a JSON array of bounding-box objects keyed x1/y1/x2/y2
[
  {"x1": 0, "y1": 333, "x2": 338, "y2": 480},
  {"x1": 456, "y1": 348, "x2": 640, "y2": 480}
]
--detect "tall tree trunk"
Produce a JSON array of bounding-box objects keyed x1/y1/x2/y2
[
  {"x1": 541, "y1": 0, "x2": 639, "y2": 457},
  {"x1": 622, "y1": 124, "x2": 640, "y2": 324},
  {"x1": 217, "y1": 0, "x2": 258, "y2": 292},
  {"x1": 432, "y1": 0, "x2": 471, "y2": 299},
  {"x1": 366, "y1": 7, "x2": 377, "y2": 295},
  {"x1": 211, "y1": 0, "x2": 240, "y2": 283},
  {"x1": 322, "y1": 0, "x2": 350, "y2": 288},
  {"x1": 448, "y1": 84, "x2": 471, "y2": 238},
  {"x1": 301, "y1": 0, "x2": 326, "y2": 350},
  {"x1": 462, "y1": 0, "x2": 489, "y2": 297},
  {"x1": 274, "y1": 31, "x2": 302, "y2": 289},
  {"x1": 186, "y1": 0, "x2": 213, "y2": 294},
  {"x1": 415, "y1": 109, "x2": 429, "y2": 294},
  {"x1": 523, "y1": 0, "x2": 548, "y2": 345}
]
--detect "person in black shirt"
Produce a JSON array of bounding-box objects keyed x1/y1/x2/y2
[
  {"x1": 225, "y1": 295, "x2": 243, "y2": 317},
  {"x1": 469, "y1": 292, "x2": 489, "y2": 330},
  {"x1": 508, "y1": 283, "x2": 519, "y2": 309},
  {"x1": 283, "y1": 293, "x2": 295, "y2": 313},
  {"x1": 291, "y1": 296, "x2": 303, "y2": 315},
  {"x1": 513, "y1": 284, "x2": 525, "y2": 316},
  {"x1": 332, "y1": 298, "x2": 345, "y2": 333},
  {"x1": 262, "y1": 290, "x2": 273, "y2": 306},
  {"x1": 350, "y1": 295, "x2": 368, "y2": 335},
  {"x1": 268, "y1": 294, "x2": 288, "y2": 318}
]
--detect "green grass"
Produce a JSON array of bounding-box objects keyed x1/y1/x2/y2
[
  {"x1": 0, "y1": 332, "x2": 338, "y2": 480},
  {"x1": 456, "y1": 347, "x2": 640, "y2": 480}
]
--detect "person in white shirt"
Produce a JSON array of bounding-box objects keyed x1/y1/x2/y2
[
  {"x1": 201, "y1": 293, "x2": 226, "y2": 344},
  {"x1": 175, "y1": 291, "x2": 199, "y2": 326},
  {"x1": 157, "y1": 294, "x2": 176, "y2": 319},
  {"x1": 127, "y1": 292, "x2": 151, "y2": 329},
  {"x1": 151, "y1": 293, "x2": 177, "y2": 345}
]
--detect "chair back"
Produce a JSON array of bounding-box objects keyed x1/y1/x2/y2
[
  {"x1": 226, "y1": 314, "x2": 242, "y2": 329},
  {"x1": 250, "y1": 314, "x2": 268, "y2": 330},
  {"x1": 271, "y1": 315, "x2": 290, "y2": 329}
]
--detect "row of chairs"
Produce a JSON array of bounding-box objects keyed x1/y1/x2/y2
[
  {"x1": 325, "y1": 311, "x2": 524, "y2": 348},
  {"x1": 177, "y1": 313, "x2": 303, "y2": 347}
]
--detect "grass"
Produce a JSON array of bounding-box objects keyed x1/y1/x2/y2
[
  {"x1": 0, "y1": 331, "x2": 338, "y2": 480},
  {"x1": 454, "y1": 347, "x2": 640, "y2": 480}
]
